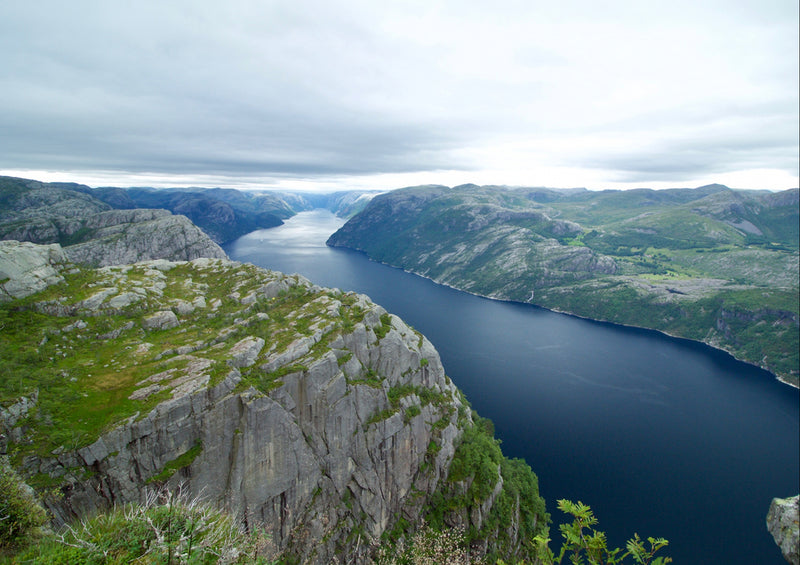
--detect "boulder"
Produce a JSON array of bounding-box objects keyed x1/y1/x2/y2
[
  {"x1": 0, "y1": 240, "x2": 68, "y2": 301},
  {"x1": 768, "y1": 495, "x2": 800, "y2": 565},
  {"x1": 142, "y1": 310, "x2": 180, "y2": 331},
  {"x1": 228, "y1": 336, "x2": 265, "y2": 368}
]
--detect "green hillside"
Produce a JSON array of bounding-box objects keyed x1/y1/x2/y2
[{"x1": 328, "y1": 184, "x2": 799, "y2": 385}]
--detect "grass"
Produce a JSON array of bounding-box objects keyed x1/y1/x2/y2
[
  {"x1": 7, "y1": 488, "x2": 275, "y2": 564},
  {"x1": 2, "y1": 262, "x2": 318, "y2": 461},
  {"x1": 146, "y1": 441, "x2": 204, "y2": 483}
]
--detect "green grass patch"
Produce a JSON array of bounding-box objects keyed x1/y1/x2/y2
[
  {"x1": 363, "y1": 408, "x2": 399, "y2": 430},
  {"x1": 346, "y1": 367, "x2": 383, "y2": 388},
  {"x1": 403, "y1": 404, "x2": 421, "y2": 424},
  {"x1": 146, "y1": 441, "x2": 203, "y2": 483},
  {"x1": 373, "y1": 313, "x2": 393, "y2": 340},
  {"x1": 8, "y1": 490, "x2": 273, "y2": 564}
]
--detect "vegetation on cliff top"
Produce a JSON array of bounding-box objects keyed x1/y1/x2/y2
[{"x1": 1, "y1": 253, "x2": 554, "y2": 562}]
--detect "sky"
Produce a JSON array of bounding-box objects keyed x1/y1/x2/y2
[{"x1": 1, "y1": 0, "x2": 798, "y2": 193}]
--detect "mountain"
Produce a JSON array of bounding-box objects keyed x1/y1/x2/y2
[
  {"x1": 328, "y1": 184, "x2": 800, "y2": 386},
  {"x1": 0, "y1": 241, "x2": 547, "y2": 563},
  {"x1": 82, "y1": 186, "x2": 382, "y2": 244},
  {"x1": 95, "y1": 187, "x2": 288, "y2": 244},
  {"x1": 0, "y1": 176, "x2": 227, "y2": 265}
]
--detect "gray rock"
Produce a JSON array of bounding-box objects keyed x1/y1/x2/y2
[
  {"x1": 64, "y1": 213, "x2": 227, "y2": 266},
  {"x1": 0, "y1": 179, "x2": 227, "y2": 267},
  {"x1": 4, "y1": 257, "x2": 488, "y2": 563},
  {"x1": 142, "y1": 310, "x2": 180, "y2": 331},
  {"x1": 38, "y1": 293, "x2": 464, "y2": 564},
  {"x1": 172, "y1": 299, "x2": 195, "y2": 315},
  {"x1": 0, "y1": 240, "x2": 68, "y2": 301},
  {"x1": 228, "y1": 336, "x2": 265, "y2": 368},
  {"x1": 768, "y1": 495, "x2": 799, "y2": 565},
  {"x1": 106, "y1": 291, "x2": 143, "y2": 309}
]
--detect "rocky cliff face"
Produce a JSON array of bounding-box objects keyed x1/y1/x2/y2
[
  {"x1": 0, "y1": 245, "x2": 545, "y2": 563},
  {"x1": 0, "y1": 176, "x2": 227, "y2": 265},
  {"x1": 768, "y1": 495, "x2": 800, "y2": 565},
  {"x1": 61, "y1": 209, "x2": 227, "y2": 266}
]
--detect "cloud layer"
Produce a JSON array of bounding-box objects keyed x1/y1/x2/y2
[{"x1": 1, "y1": 0, "x2": 797, "y2": 190}]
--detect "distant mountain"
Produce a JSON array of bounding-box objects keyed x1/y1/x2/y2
[
  {"x1": 329, "y1": 184, "x2": 800, "y2": 385},
  {"x1": 0, "y1": 176, "x2": 226, "y2": 265},
  {"x1": 74, "y1": 185, "x2": 381, "y2": 244},
  {"x1": 88, "y1": 187, "x2": 287, "y2": 245}
]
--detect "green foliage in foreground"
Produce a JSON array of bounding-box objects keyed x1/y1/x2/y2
[
  {"x1": 528, "y1": 499, "x2": 671, "y2": 565},
  {"x1": 376, "y1": 500, "x2": 671, "y2": 565},
  {"x1": 6, "y1": 489, "x2": 275, "y2": 565},
  {"x1": 0, "y1": 457, "x2": 48, "y2": 550}
]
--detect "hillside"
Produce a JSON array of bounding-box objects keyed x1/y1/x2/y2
[
  {"x1": 0, "y1": 176, "x2": 227, "y2": 265},
  {"x1": 327, "y1": 184, "x2": 800, "y2": 386},
  {"x1": 84, "y1": 185, "x2": 381, "y2": 244},
  {"x1": 1, "y1": 175, "x2": 382, "y2": 248},
  {"x1": 0, "y1": 241, "x2": 547, "y2": 563}
]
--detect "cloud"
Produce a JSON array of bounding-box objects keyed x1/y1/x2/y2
[{"x1": 0, "y1": 0, "x2": 797, "y2": 190}]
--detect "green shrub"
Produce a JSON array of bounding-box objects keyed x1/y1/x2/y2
[
  {"x1": 530, "y1": 499, "x2": 671, "y2": 565},
  {"x1": 0, "y1": 457, "x2": 48, "y2": 549},
  {"x1": 403, "y1": 405, "x2": 422, "y2": 424}
]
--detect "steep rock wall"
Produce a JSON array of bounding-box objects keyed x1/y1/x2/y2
[{"x1": 2, "y1": 254, "x2": 467, "y2": 563}]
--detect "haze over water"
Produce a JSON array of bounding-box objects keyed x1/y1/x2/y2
[{"x1": 226, "y1": 209, "x2": 800, "y2": 565}]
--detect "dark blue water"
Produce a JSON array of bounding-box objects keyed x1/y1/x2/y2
[{"x1": 225, "y1": 210, "x2": 800, "y2": 565}]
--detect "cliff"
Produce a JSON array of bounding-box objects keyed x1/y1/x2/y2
[
  {"x1": 0, "y1": 176, "x2": 227, "y2": 265},
  {"x1": 328, "y1": 184, "x2": 800, "y2": 385},
  {"x1": 84, "y1": 186, "x2": 380, "y2": 244},
  {"x1": 0, "y1": 242, "x2": 547, "y2": 563},
  {"x1": 111, "y1": 187, "x2": 287, "y2": 244}
]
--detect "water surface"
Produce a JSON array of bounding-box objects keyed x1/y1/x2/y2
[{"x1": 225, "y1": 210, "x2": 799, "y2": 565}]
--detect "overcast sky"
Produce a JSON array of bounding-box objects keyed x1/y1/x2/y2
[{"x1": 1, "y1": 0, "x2": 797, "y2": 192}]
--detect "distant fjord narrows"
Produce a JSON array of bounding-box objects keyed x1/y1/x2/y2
[{"x1": 327, "y1": 183, "x2": 800, "y2": 386}]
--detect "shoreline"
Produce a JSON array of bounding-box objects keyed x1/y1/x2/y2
[{"x1": 329, "y1": 242, "x2": 799, "y2": 389}]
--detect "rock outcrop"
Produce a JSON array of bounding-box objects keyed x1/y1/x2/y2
[
  {"x1": 61, "y1": 209, "x2": 227, "y2": 266},
  {"x1": 1, "y1": 176, "x2": 227, "y2": 265},
  {"x1": 0, "y1": 240, "x2": 70, "y2": 301},
  {"x1": 768, "y1": 495, "x2": 800, "y2": 565},
  {"x1": 2, "y1": 249, "x2": 538, "y2": 563}
]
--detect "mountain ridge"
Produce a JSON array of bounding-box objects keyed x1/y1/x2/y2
[
  {"x1": 328, "y1": 184, "x2": 799, "y2": 386},
  {"x1": 0, "y1": 176, "x2": 227, "y2": 266}
]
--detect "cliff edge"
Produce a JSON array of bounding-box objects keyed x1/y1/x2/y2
[{"x1": 0, "y1": 244, "x2": 547, "y2": 563}]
